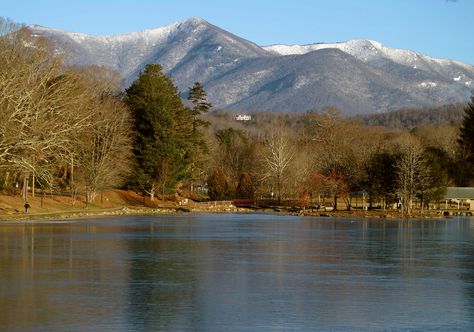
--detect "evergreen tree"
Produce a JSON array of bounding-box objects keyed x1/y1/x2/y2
[
  {"x1": 208, "y1": 167, "x2": 231, "y2": 200},
  {"x1": 186, "y1": 82, "x2": 212, "y2": 189},
  {"x1": 125, "y1": 64, "x2": 193, "y2": 200},
  {"x1": 421, "y1": 147, "x2": 450, "y2": 205},
  {"x1": 236, "y1": 172, "x2": 255, "y2": 199},
  {"x1": 363, "y1": 151, "x2": 397, "y2": 208},
  {"x1": 187, "y1": 82, "x2": 211, "y2": 147},
  {"x1": 458, "y1": 96, "x2": 474, "y2": 161},
  {"x1": 188, "y1": 82, "x2": 212, "y2": 117}
]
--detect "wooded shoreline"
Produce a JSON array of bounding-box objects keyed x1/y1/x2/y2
[{"x1": 0, "y1": 190, "x2": 466, "y2": 223}]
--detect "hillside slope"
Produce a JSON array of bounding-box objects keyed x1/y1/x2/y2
[{"x1": 29, "y1": 18, "x2": 474, "y2": 115}]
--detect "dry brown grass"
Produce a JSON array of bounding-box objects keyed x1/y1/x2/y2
[{"x1": 0, "y1": 190, "x2": 175, "y2": 220}]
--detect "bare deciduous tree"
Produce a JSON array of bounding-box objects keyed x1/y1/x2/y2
[
  {"x1": 395, "y1": 135, "x2": 430, "y2": 214},
  {"x1": 304, "y1": 108, "x2": 384, "y2": 209},
  {"x1": 74, "y1": 96, "x2": 132, "y2": 203},
  {"x1": 262, "y1": 130, "x2": 295, "y2": 202},
  {"x1": 0, "y1": 26, "x2": 94, "y2": 198}
]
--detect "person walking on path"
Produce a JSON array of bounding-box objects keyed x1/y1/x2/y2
[{"x1": 24, "y1": 201, "x2": 30, "y2": 214}]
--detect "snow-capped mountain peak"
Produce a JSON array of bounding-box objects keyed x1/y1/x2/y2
[
  {"x1": 263, "y1": 39, "x2": 455, "y2": 66},
  {"x1": 27, "y1": 18, "x2": 474, "y2": 115},
  {"x1": 29, "y1": 17, "x2": 209, "y2": 45},
  {"x1": 263, "y1": 39, "x2": 473, "y2": 88}
]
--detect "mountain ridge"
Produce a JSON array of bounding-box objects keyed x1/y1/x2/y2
[{"x1": 28, "y1": 17, "x2": 474, "y2": 115}]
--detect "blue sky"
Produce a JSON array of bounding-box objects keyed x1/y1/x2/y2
[{"x1": 3, "y1": 0, "x2": 473, "y2": 64}]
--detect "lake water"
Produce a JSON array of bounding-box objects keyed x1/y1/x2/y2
[{"x1": 1, "y1": 213, "x2": 474, "y2": 331}]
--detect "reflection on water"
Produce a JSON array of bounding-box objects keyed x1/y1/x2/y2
[{"x1": 1, "y1": 214, "x2": 474, "y2": 331}]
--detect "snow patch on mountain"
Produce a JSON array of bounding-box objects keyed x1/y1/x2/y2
[
  {"x1": 30, "y1": 17, "x2": 206, "y2": 45},
  {"x1": 418, "y1": 81, "x2": 438, "y2": 88},
  {"x1": 264, "y1": 40, "x2": 474, "y2": 89},
  {"x1": 263, "y1": 40, "x2": 467, "y2": 68}
]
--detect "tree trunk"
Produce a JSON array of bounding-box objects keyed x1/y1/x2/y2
[
  {"x1": 87, "y1": 191, "x2": 96, "y2": 204},
  {"x1": 162, "y1": 181, "x2": 165, "y2": 202},
  {"x1": 31, "y1": 173, "x2": 35, "y2": 198},
  {"x1": 4, "y1": 171, "x2": 9, "y2": 193},
  {"x1": 344, "y1": 197, "x2": 351, "y2": 211},
  {"x1": 150, "y1": 183, "x2": 155, "y2": 201},
  {"x1": 277, "y1": 174, "x2": 282, "y2": 205},
  {"x1": 70, "y1": 155, "x2": 74, "y2": 191},
  {"x1": 71, "y1": 155, "x2": 76, "y2": 206},
  {"x1": 23, "y1": 176, "x2": 28, "y2": 201}
]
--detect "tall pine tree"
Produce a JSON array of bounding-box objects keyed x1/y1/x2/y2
[
  {"x1": 188, "y1": 82, "x2": 212, "y2": 117},
  {"x1": 187, "y1": 82, "x2": 211, "y2": 143},
  {"x1": 459, "y1": 95, "x2": 474, "y2": 160},
  {"x1": 186, "y1": 82, "x2": 212, "y2": 191},
  {"x1": 125, "y1": 64, "x2": 193, "y2": 200}
]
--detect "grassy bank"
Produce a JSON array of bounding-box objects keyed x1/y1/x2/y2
[
  {"x1": 0, "y1": 190, "x2": 182, "y2": 222},
  {"x1": 0, "y1": 190, "x2": 460, "y2": 222}
]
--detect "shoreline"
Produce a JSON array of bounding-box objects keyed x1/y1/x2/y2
[
  {"x1": 0, "y1": 190, "x2": 469, "y2": 223},
  {"x1": 0, "y1": 205, "x2": 464, "y2": 223}
]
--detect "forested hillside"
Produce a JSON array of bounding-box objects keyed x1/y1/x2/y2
[{"x1": 359, "y1": 104, "x2": 465, "y2": 128}]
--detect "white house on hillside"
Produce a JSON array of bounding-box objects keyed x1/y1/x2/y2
[{"x1": 235, "y1": 114, "x2": 251, "y2": 121}]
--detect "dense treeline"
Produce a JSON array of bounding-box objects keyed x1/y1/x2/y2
[
  {"x1": 202, "y1": 105, "x2": 473, "y2": 213},
  {"x1": 359, "y1": 103, "x2": 465, "y2": 129},
  {"x1": 1, "y1": 17, "x2": 473, "y2": 214}
]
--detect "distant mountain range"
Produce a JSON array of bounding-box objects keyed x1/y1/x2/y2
[{"x1": 29, "y1": 17, "x2": 474, "y2": 115}]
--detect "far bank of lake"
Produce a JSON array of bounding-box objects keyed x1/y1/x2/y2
[{"x1": 2, "y1": 189, "x2": 471, "y2": 223}]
